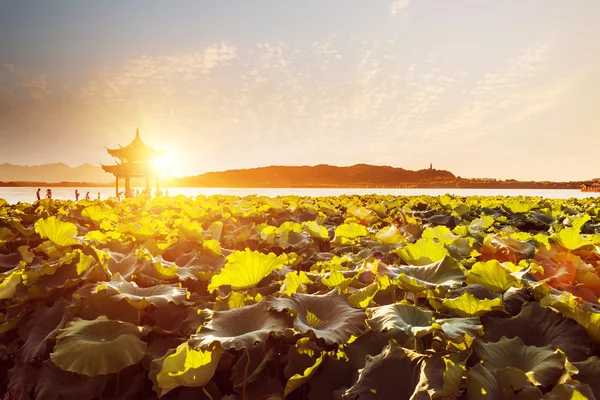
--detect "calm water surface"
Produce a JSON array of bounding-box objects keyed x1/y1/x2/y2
[{"x1": 1, "y1": 187, "x2": 599, "y2": 204}]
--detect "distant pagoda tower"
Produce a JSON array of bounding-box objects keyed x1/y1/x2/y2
[{"x1": 101, "y1": 129, "x2": 164, "y2": 198}]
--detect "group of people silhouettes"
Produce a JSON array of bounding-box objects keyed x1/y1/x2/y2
[
  {"x1": 36, "y1": 188, "x2": 100, "y2": 202},
  {"x1": 36, "y1": 187, "x2": 169, "y2": 201}
]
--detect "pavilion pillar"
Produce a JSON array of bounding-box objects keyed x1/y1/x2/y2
[
  {"x1": 115, "y1": 176, "x2": 119, "y2": 197},
  {"x1": 125, "y1": 176, "x2": 130, "y2": 197}
]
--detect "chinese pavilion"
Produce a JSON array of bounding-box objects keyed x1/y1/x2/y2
[{"x1": 101, "y1": 129, "x2": 164, "y2": 197}]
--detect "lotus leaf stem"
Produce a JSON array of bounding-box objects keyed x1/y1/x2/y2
[
  {"x1": 243, "y1": 347, "x2": 250, "y2": 400},
  {"x1": 202, "y1": 386, "x2": 214, "y2": 400}
]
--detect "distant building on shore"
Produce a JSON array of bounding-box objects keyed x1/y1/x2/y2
[
  {"x1": 101, "y1": 129, "x2": 164, "y2": 198},
  {"x1": 580, "y1": 180, "x2": 600, "y2": 192}
]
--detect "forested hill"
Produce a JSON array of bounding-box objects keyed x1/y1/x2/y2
[{"x1": 174, "y1": 164, "x2": 456, "y2": 187}]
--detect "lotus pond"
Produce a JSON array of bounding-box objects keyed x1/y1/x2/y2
[{"x1": 1, "y1": 194, "x2": 600, "y2": 399}]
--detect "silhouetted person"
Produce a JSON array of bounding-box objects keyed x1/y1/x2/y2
[
  {"x1": 134, "y1": 189, "x2": 139, "y2": 197},
  {"x1": 36, "y1": 188, "x2": 41, "y2": 201},
  {"x1": 165, "y1": 189, "x2": 169, "y2": 196},
  {"x1": 85, "y1": 191, "x2": 90, "y2": 201},
  {"x1": 75, "y1": 190, "x2": 80, "y2": 202},
  {"x1": 46, "y1": 189, "x2": 52, "y2": 199},
  {"x1": 118, "y1": 191, "x2": 123, "y2": 200},
  {"x1": 97, "y1": 192, "x2": 101, "y2": 201}
]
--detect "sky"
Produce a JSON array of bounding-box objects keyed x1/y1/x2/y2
[{"x1": 1, "y1": 0, "x2": 599, "y2": 181}]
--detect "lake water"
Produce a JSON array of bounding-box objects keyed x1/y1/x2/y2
[{"x1": 1, "y1": 186, "x2": 599, "y2": 204}]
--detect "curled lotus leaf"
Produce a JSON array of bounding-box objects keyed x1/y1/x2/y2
[
  {"x1": 34, "y1": 216, "x2": 79, "y2": 248},
  {"x1": 208, "y1": 248, "x2": 287, "y2": 293},
  {"x1": 150, "y1": 341, "x2": 223, "y2": 397},
  {"x1": 345, "y1": 330, "x2": 412, "y2": 370},
  {"x1": 389, "y1": 256, "x2": 465, "y2": 292},
  {"x1": 18, "y1": 298, "x2": 70, "y2": 361},
  {"x1": 99, "y1": 274, "x2": 189, "y2": 310},
  {"x1": 283, "y1": 338, "x2": 325, "y2": 396},
  {"x1": 470, "y1": 337, "x2": 571, "y2": 387},
  {"x1": 35, "y1": 360, "x2": 109, "y2": 400},
  {"x1": 395, "y1": 238, "x2": 450, "y2": 266},
  {"x1": 191, "y1": 300, "x2": 288, "y2": 351},
  {"x1": 466, "y1": 364, "x2": 543, "y2": 400},
  {"x1": 572, "y1": 356, "x2": 600, "y2": 398},
  {"x1": 542, "y1": 384, "x2": 596, "y2": 400},
  {"x1": 466, "y1": 260, "x2": 520, "y2": 294},
  {"x1": 366, "y1": 303, "x2": 435, "y2": 337},
  {"x1": 440, "y1": 292, "x2": 504, "y2": 317},
  {"x1": 268, "y1": 290, "x2": 366, "y2": 345},
  {"x1": 342, "y1": 341, "x2": 426, "y2": 400},
  {"x1": 415, "y1": 351, "x2": 470, "y2": 400},
  {"x1": 50, "y1": 316, "x2": 147, "y2": 376},
  {"x1": 334, "y1": 223, "x2": 368, "y2": 240},
  {"x1": 482, "y1": 302, "x2": 591, "y2": 362},
  {"x1": 435, "y1": 317, "x2": 482, "y2": 340}
]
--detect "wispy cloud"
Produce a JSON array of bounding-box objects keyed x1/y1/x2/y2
[{"x1": 390, "y1": 0, "x2": 410, "y2": 17}]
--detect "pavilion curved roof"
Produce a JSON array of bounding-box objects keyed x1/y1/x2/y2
[
  {"x1": 106, "y1": 129, "x2": 164, "y2": 161},
  {"x1": 101, "y1": 161, "x2": 158, "y2": 177}
]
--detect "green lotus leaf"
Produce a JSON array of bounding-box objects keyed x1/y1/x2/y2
[
  {"x1": 503, "y1": 199, "x2": 539, "y2": 214},
  {"x1": 18, "y1": 298, "x2": 70, "y2": 361},
  {"x1": 35, "y1": 216, "x2": 79, "y2": 248},
  {"x1": 99, "y1": 274, "x2": 189, "y2": 310},
  {"x1": 395, "y1": 238, "x2": 450, "y2": 266},
  {"x1": 34, "y1": 360, "x2": 109, "y2": 400},
  {"x1": 540, "y1": 292, "x2": 600, "y2": 343},
  {"x1": 422, "y1": 225, "x2": 460, "y2": 245},
  {"x1": 366, "y1": 303, "x2": 435, "y2": 337},
  {"x1": 81, "y1": 205, "x2": 118, "y2": 226},
  {"x1": 269, "y1": 290, "x2": 366, "y2": 344},
  {"x1": 0, "y1": 226, "x2": 14, "y2": 243},
  {"x1": 466, "y1": 260, "x2": 520, "y2": 294},
  {"x1": 415, "y1": 351, "x2": 469, "y2": 400},
  {"x1": 151, "y1": 341, "x2": 223, "y2": 397},
  {"x1": 470, "y1": 337, "x2": 571, "y2": 387},
  {"x1": 391, "y1": 255, "x2": 465, "y2": 293},
  {"x1": 553, "y1": 227, "x2": 593, "y2": 251},
  {"x1": 334, "y1": 223, "x2": 368, "y2": 240},
  {"x1": 284, "y1": 338, "x2": 325, "y2": 396},
  {"x1": 50, "y1": 316, "x2": 147, "y2": 376},
  {"x1": 572, "y1": 356, "x2": 600, "y2": 398},
  {"x1": 375, "y1": 225, "x2": 405, "y2": 245},
  {"x1": 469, "y1": 215, "x2": 495, "y2": 233},
  {"x1": 441, "y1": 292, "x2": 503, "y2": 317},
  {"x1": 435, "y1": 317, "x2": 482, "y2": 339},
  {"x1": 483, "y1": 302, "x2": 591, "y2": 361},
  {"x1": 191, "y1": 300, "x2": 288, "y2": 350},
  {"x1": 280, "y1": 270, "x2": 313, "y2": 297},
  {"x1": 321, "y1": 269, "x2": 353, "y2": 291},
  {"x1": 231, "y1": 342, "x2": 275, "y2": 389},
  {"x1": 342, "y1": 340, "x2": 426, "y2": 400},
  {"x1": 304, "y1": 221, "x2": 330, "y2": 240},
  {"x1": 466, "y1": 364, "x2": 543, "y2": 400},
  {"x1": 0, "y1": 270, "x2": 21, "y2": 300},
  {"x1": 543, "y1": 384, "x2": 596, "y2": 400},
  {"x1": 208, "y1": 248, "x2": 287, "y2": 293},
  {"x1": 348, "y1": 282, "x2": 380, "y2": 308}
]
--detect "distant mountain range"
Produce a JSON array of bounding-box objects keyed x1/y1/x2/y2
[
  {"x1": 0, "y1": 162, "x2": 586, "y2": 189},
  {"x1": 0, "y1": 163, "x2": 112, "y2": 183}
]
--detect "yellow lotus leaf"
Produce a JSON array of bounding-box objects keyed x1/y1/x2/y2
[
  {"x1": 153, "y1": 342, "x2": 223, "y2": 397},
  {"x1": 208, "y1": 248, "x2": 287, "y2": 293},
  {"x1": 334, "y1": 223, "x2": 367, "y2": 240},
  {"x1": 50, "y1": 316, "x2": 147, "y2": 376},
  {"x1": 35, "y1": 216, "x2": 79, "y2": 248},
  {"x1": 441, "y1": 292, "x2": 503, "y2": 317},
  {"x1": 202, "y1": 239, "x2": 222, "y2": 256},
  {"x1": 375, "y1": 225, "x2": 405, "y2": 245},
  {"x1": 304, "y1": 221, "x2": 329, "y2": 240},
  {"x1": 81, "y1": 205, "x2": 118, "y2": 226},
  {"x1": 466, "y1": 260, "x2": 520, "y2": 294},
  {"x1": 0, "y1": 271, "x2": 21, "y2": 300},
  {"x1": 395, "y1": 239, "x2": 450, "y2": 266}
]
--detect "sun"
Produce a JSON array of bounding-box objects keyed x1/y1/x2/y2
[{"x1": 153, "y1": 155, "x2": 177, "y2": 176}]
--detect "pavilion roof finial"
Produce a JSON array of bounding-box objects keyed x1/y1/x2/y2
[{"x1": 135, "y1": 128, "x2": 140, "y2": 139}]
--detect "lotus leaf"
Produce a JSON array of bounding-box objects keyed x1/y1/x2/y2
[
  {"x1": 50, "y1": 316, "x2": 147, "y2": 376},
  {"x1": 441, "y1": 292, "x2": 503, "y2": 317},
  {"x1": 100, "y1": 274, "x2": 189, "y2": 309},
  {"x1": 269, "y1": 290, "x2": 366, "y2": 344},
  {"x1": 466, "y1": 260, "x2": 520, "y2": 294},
  {"x1": 542, "y1": 384, "x2": 596, "y2": 400},
  {"x1": 335, "y1": 223, "x2": 368, "y2": 240},
  {"x1": 342, "y1": 341, "x2": 426, "y2": 400},
  {"x1": 482, "y1": 302, "x2": 591, "y2": 361},
  {"x1": 34, "y1": 216, "x2": 79, "y2": 248},
  {"x1": 366, "y1": 303, "x2": 435, "y2": 337},
  {"x1": 466, "y1": 364, "x2": 543, "y2": 400},
  {"x1": 391, "y1": 255, "x2": 465, "y2": 292},
  {"x1": 191, "y1": 300, "x2": 288, "y2": 350},
  {"x1": 208, "y1": 248, "x2": 287, "y2": 293},
  {"x1": 152, "y1": 341, "x2": 223, "y2": 397},
  {"x1": 470, "y1": 337, "x2": 571, "y2": 387},
  {"x1": 395, "y1": 238, "x2": 450, "y2": 266}
]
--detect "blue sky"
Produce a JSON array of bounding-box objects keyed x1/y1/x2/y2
[{"x1": 1, "y1": 0, "x2": 599, "y2": 180}]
